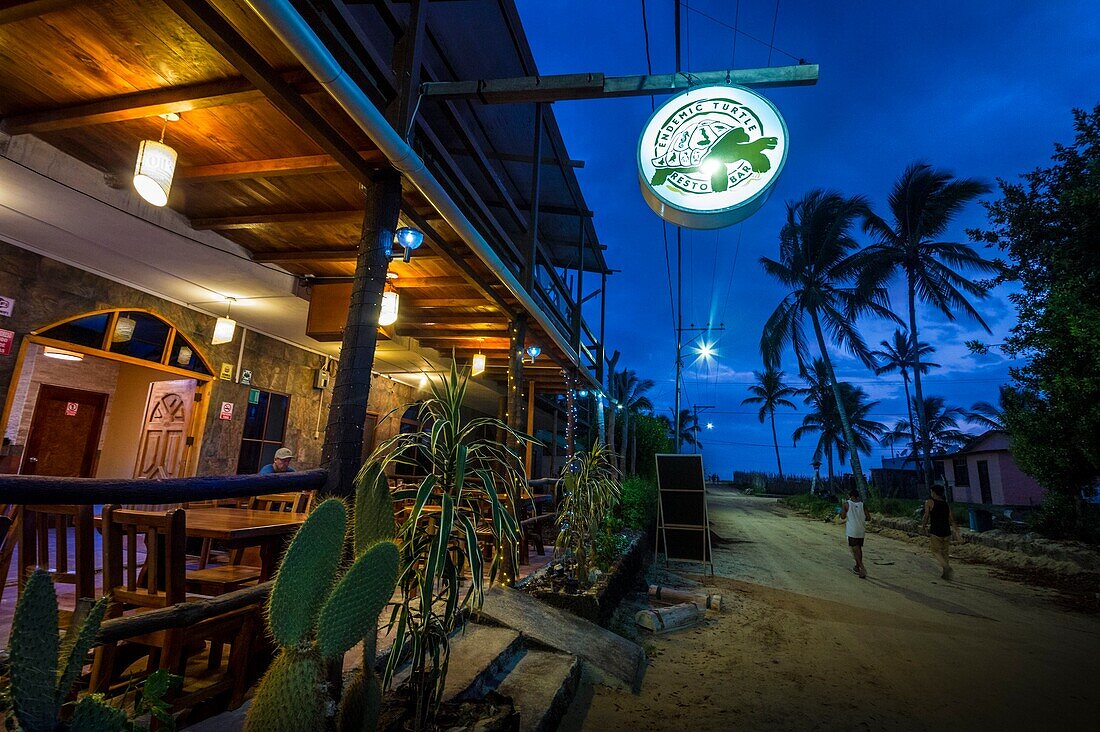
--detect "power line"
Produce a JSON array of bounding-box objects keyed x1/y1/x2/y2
[
  {"x1": 766, "y1": 0, "x2": 781, "y2": 66},
  {"x1": 681, "y1": 2, "x2": 802, "y2": 63}
]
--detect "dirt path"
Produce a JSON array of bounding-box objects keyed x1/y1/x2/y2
[{"x1": 580, "y1": 490, "x2": 1100, "y2": 730}]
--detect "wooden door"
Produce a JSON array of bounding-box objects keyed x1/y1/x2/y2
[
  {"x1": 977, "y1": 460, "x2": 992, "y2": 504},
  {"x1": 22, "y1": 386, "x2": 108, "y2": 477},
  {"x1": 134, "y1": 380, "x2": 196, "y2": 479}
]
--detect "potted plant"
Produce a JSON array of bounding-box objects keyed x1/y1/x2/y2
[{"x1": 375, "y1": 362, "x2": 532, "y2": 729}]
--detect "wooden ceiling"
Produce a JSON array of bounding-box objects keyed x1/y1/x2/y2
[{"x1": 0, "y1": 0, "x2": 604, "y2": 392}]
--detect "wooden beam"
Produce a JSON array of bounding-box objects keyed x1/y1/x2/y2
[
  {"x1": 415, "y1": 329, "x2": 509, "y2": 339},
  {"x1": 251, "y1": 248, "x2": 358, "y2": 263},
  {"x1": 178, "y1": 151, "x2": 386, "y2": 182},
  {"x1": 0, "y1": 0, "x2": 83, "y2": 26},
  {"x1": 191, "y1": 210, "x2": 361, "y2": 230},
  {"x1": 390, "y1": 276, "x2": 471, "y2": 289},
  {"x1": 0, "y1": 71, "x2": 320, "y2": 135},
  {"x1": 402, "y1": 312, "x2": 503, "y2": 325},
  {"x1": 162, "y1": 0, "x2": 382, "y2": 186},
  {"x1": 420, "y1": 65, "x2": 820, "y2": 104},
  {"x1": 403, "y1": 298, "x2": 495, "y2": 308}
]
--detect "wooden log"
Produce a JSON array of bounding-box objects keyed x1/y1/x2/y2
[
  {"x1": 96, "y1": 582, "x2": 272, "y2": 645},
  {"x1": 635, "y1": 602, "x2": 702, "y2": 634},
  {"x1": 0, "y1": 469, "x2": 326, "y2": 505},
  {"x1": 648, "y1": 584, "x2": 723, "y2": 612}
]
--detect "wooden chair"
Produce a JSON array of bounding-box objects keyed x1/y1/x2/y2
[
  {"x1": 91, "y1": 506, "x2": 258, "y2": 714},
  {"x1": 17, "y1": 504, "x2": 96, "y2": 624},
  {"x1": 247, "y1": 491, "x2": 311, "y2": 513}
]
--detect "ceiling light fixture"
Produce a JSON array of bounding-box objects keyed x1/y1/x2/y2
[
  {"x1": 133, "y1": 113, "x2": 179, "y2": 207},
  {"x1": 212, "y1": 297, "x2": 236, "y2": 345},
  {"x1": 393, "y1": 227, "x2": 424, "y2": 262},
  {"x1": 43, "y1": 346, "x2": 83, "y2": 362}
]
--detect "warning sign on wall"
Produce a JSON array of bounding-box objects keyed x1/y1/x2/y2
[
  {"x1": 65, "y1": 402, "x2": 79, "y2": 417},
  {"x1": 0, "y1": 329, "x2": 14, "y2": 356},
  {"x1": 219, "y1": 402, "x2": 234, "y2": 421}
]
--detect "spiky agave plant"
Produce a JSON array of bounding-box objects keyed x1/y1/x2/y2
[
  {"x1": 373, "y1": 360, "x2": 532, "y2": 729},
  {"x1": 555, "y1": 441, "x2": 622, "y2": 584}
]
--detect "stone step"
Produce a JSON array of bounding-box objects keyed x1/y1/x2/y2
[
  {"x1": 496, "y1": 649, "x2": 581, "y2": 732},
  {"x1": 391, "y1": 622, "x2": 524, "y2": 701},
  {"x1": 478, "y1": 585, "x2": 646, "y2": 691}
]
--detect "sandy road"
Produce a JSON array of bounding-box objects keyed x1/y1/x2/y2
[{"x1": 580, "y1": 489, "x2": 1100, "y2": 731}]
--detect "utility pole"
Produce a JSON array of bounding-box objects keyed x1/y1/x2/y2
[
  {"x1": 673, "y1": 325, "x2": 724, "y2": 452},
  {"x1": 690, "y1": 404, "x2": 715, "y2": 454},
  {"x1": 673, "y1": 0, "x2": 684, "y2": 455}
]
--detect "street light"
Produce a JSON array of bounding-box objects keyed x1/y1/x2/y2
[{"x1": 706, "y1": 422, "x2": 714, "y2": 430}]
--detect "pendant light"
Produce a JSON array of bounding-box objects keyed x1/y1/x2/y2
[
  {"x1": 133, "y1": 113, "x2": 179, "y2": 207},
  {"x1": 471, "y1": 352, "x2": 486, "y2": 376},
  {"x1": 379, "y1": 275, "x2": 399, "y2": 326},
  {"x1": 112, "y1": 314, "x2": 137, "y2": 343},
  {"x1": 212, "y1": 297, "x2": 236, "y2": 345}
]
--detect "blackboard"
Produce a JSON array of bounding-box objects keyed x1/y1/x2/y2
[{"x1": 654, "y1": 454, "x2": 713, "y2": 574}]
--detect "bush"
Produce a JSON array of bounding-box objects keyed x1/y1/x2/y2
[
  {"x1": 779, "y1": 493, "x2": 838, "y2": 520},
  {"x1": 621, "y1": 475, "x2": 658, "y2": 531},
  {"x1": 1029, "y1": 491, "x2": 1100, "y2": 543},
  {"x1": 593, "y1": 516, "x2": 630, "y2": 571}
]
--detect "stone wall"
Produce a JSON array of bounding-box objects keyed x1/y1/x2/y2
[{"x1": 0, "y1": 241, "x2": 482, "y2": 478}]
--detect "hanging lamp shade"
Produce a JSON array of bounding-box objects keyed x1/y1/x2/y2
[
  {"x1": 112, "y1": 315, "x2": 137, "y2": 343},
  {"x1": 212, "y1": 317, "x2": 236, "y2": 345},
  {"x1": 472, "y1": 352, "x2": 486, "y2": 376},
  {"x1": 133, "y1": 139, "x2": 177, "y2": 207},
  {"x1": 379, "y1": 290, "x2": 400, "y2": 326}
]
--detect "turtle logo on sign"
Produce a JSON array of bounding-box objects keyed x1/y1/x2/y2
[{"x1": 638, "y1": 84, "x2": 788, "y2": 230}]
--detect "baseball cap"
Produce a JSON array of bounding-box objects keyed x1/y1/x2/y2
[{"x1": 274, "y1": 447, "x2": 294, "y2": 460}]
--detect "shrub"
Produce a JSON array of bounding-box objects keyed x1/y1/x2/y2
[
  {"x1": 593, "y1": 516, "x2": 629, "y2": 571},
  {"x1": 621, "y1": 475, "x2": 657, "y2": 531},
  {"x1": 1029, "y1": 491, "x2": 1100, "y2": 543},
  {"x1": 556, "y1": 442, "x2": 622, "y2": 584},
  {"x1": 779, "y1": 493, "x2": 838, "y2": 520}
]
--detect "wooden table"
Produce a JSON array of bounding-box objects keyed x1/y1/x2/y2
[{"x1": 96, "y1": 508, "x2": 308, "y2": 581}]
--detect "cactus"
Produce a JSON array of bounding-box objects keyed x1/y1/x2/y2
[
  {"x1": 244, "y1": 650, "x2": 327, "y2": 732},
  {"x1": 354, "y1": 462, "x2": 396, "y2": 555},
  {"x1": 8, "y1": 569, "x2": 114, "y2": 732},
  {"x1": 316, "y1": 540, "x2": 399, "y2": 660},
  {"x1": 70, "y1": 694, "x2": 129, "y2": 732},
  {"x1": 266, "y1": 498, "x2": 347, "y2": 648},
  {"x1": 246, "y1": 489, "x2": 399, "y2": 732},
  {"x1": 336, "y1": 669, "x2": 382, "y2": 732}
]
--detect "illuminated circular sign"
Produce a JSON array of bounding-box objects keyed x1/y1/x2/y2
[{"x1": 637, "y1": 84, "x2": 788, "y2": 230}]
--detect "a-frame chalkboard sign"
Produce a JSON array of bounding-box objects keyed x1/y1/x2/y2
[{"x1": 654, "y1": 453, "x2": 714, "y2": 575}]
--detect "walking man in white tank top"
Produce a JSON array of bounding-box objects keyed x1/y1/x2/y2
[{"x1": 839, "y1": 487, "x2": 868, "y2": 578}]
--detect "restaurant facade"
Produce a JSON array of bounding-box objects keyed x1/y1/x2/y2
[{"x1": 0, "y1": 0, "x2": 612, "y2": 489}]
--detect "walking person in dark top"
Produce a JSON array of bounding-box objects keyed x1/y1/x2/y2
[{"x1": 921, "y1": 482, "x2": 959, "y2": 580}]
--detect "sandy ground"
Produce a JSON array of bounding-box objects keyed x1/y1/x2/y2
[{"x1": 578, "y1": 490, "x2": 1100, "y2": 731}]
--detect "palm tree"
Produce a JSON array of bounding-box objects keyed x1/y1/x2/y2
[
  {"x1": 671, "y1": 408, "x2": 701, "y2": 451},
  {"x1": 966, "y1": 385, "x2": 1009, "y2": 431},
  {"x1": 883, "y1": 396, "x2": 970, "y2": 455},
  {"x1": 761, "y1": 190, "x2": 897, "y2": 497},
  {"x1": 741, "y1": 368, "x2": 798, "y2": 482},
  {"x1": 609, "y1": 369, "x2": 655, "y2": 473},
  {"x1": 794, "y1": 376, "x2": 886, "y2": 483},
  {"x1": 860, "y1": 163, "x2": 996, "y2": 490},
  {"x1": 870, "y1": 329, "x2": 939, "y2": 469}
]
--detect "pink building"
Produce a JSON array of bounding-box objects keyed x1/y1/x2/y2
[{"x1": 936, "y1": 430, "x2": 1044, "y2": 507}]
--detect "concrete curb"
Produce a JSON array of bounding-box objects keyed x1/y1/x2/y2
[{"x1": 870, "y1": 515, "x2": 1100, "y2": 573}]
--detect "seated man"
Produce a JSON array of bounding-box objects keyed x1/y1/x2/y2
[{"x1": 260, "y1": 447, "x2": 295, "y2": 475}]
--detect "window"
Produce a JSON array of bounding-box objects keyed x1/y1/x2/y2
[
  {"x1": 952, "y1": 458, "x2": 970, "y2": 486},
  {"x1": 394, "y1": 403, "x2": 432, "y2": 477},
  {"x1": 109, "y1": 311, "x2": 170, "y2": 363},
  {"x1": 236, "y1": 390, "x2": 290, "y2": 474}
]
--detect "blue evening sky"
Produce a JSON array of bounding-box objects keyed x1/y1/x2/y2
[{"x1": 515, "y1": 0, "x2": 1100, "y2": 478}]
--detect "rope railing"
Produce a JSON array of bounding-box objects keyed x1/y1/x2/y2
[{"x1": 0, "y1": 468, "x2": 327, "y2": 505}]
